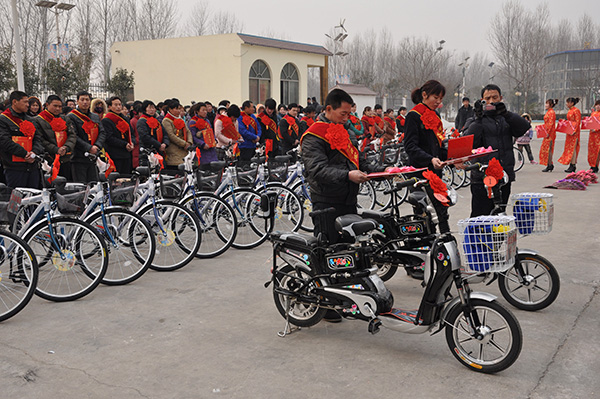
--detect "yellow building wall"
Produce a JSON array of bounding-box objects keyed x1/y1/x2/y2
[
  {"x1": 111, "y1": 33, "x2": 327, "y2": 107},
  {"x1": 111, "y1": 34, "x2": 243, "y2": 105}
]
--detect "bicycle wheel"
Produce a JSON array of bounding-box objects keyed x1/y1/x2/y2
[
  {"x1": 391, "y1": 174, "x2": 410, "y2": 205},
  {"x1": 179, "y1": 193, "x2": 237, "y2": 258},
  {"x1": 291, "y1": 181, "x2": 313, "y2": 232},
  {"x1": 25, "y1": 217, "x2": 108, "y2": 302},
  {"x1": 357, "y1": 181, "x2": 376, "y2": 210},
  {"x1": 514, "y1": 146, "x2": 525, "y2": 172},
  {"x1": 370, "y1": 179, "x2": 393, "y2": 211},
  {"x1": 0, "y1": 230, "x2": 38, "y2": 322},
  {"x1": 85, "y1": 208, "x2": 155, "y2": 285},
  {"x1": 498, "y1": 254, "x2": 560, "y2": 311},
  {"x1": 222, "y1": 188, "x2": 269, "y2": 249},
  {"x1": 442, "y1": 165, "x2": 454, "y2": 187},
  {"x1": 11, "y1": 201, "x2": 42, "y2": 234},
  {"x1": 259, "y1": 183, "x2": 303, "y2": 233},
  {"x1": 445, "y1": 299, "x2": 522, "y2": 373},
  {"x1": 139, "y1": 201, "x2": 201, "y2": 271}
]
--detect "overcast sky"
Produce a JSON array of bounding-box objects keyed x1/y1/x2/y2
[{"x1": 178, "y1": 0, "x2": 598, "y2": 57}]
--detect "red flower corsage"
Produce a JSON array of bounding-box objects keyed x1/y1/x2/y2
[
  {"x1": 82, "y1": 120, "x2": 96, "y2": 134},
  {"x1": 325, "y1": 123, "x2": 350, "y2": 151},
  {"x1": 50, "y1": 117, "x2": 67, "y2": 132},
  {"x1": 423, "y1": 170, "x2": 449, "y2": 206},
  {"x1": 222, "y1": 117, "x2": 233, "y2": 128},
  {"x1": 20, "y1": 120, "x2": 36, "y2": 137},
  {"x1": 174, "y1": 119, "x2": 185, "y2": 131},
  {"x1": 421, "y1": 108, "x2": 442, "y2": 131},
  {"x1": 147, "y1": 117, "x2": 159, "y2": 130},
  {"x1": 486, "y1": 158, "x2": 504, "y2": 181}
]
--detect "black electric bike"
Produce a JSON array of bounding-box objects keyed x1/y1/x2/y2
[{"x1": 261, "y1": 177, "x2": 523, "y2": 373}]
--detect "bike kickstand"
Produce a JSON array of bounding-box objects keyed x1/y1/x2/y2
[{"x1": 278, "y1": 297, "x2": 301, "y2": 337}]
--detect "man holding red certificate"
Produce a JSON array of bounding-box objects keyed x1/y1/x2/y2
[
  {"x1": 0, "y1": 91, "x2": 44, "y2": 188},
  {"x1": 33, "y1": 95, "x2": 77, "y2": 181},
  {"x1": 101, "y1": 96, "x2": 135, "y2": 175}
]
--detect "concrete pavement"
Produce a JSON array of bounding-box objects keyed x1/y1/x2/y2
[{"x1": 1, "y1": 132, "x2": 599, "y2": 399}]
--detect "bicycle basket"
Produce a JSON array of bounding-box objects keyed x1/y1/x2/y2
[
  {"x1": 56, "y1": 189, "x2": 88, "y2": 215},
  {"x1": 195, "y1": 169, "x2": 222, "y2": 192},
  {"x1": 507, "y1": 193, "x2": 554, "y2": 235},
  {"x1": 159, "y1": 174, "x2": 184, "y2": 200},
  {"x1": 458, "y1": 215, "x2": 517, "y2": 273},
  {"x1": 267, "y1": 160, "x2": 289, "y2": 182},
  {"x1": 0, "y1": 186, "x2": 18, "y2": 224},
  {"x1": 110, "y1": 177, "x2": 139, "y2": 206},
  {"x1": 236, "y1": 167, "x2": 257, "y2": 188}
]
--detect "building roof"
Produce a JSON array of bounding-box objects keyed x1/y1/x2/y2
[
  {"x1": 545, "y1": 48, "x2": 600, "y2": 58},
  {"x1": 332, "y1": 83, "x2": 377, "y2": 96},
  {"x1": 237, "y1": 33, "x2": 332, "y2": 56}
]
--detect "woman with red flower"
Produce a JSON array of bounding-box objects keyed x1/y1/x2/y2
[
  {"x1": 137, "y1": 100, "x2": 169, "y2": 163},
  {"x1": 0, "y1": 91, "x2": 44, "y2": 188},
  {"x1": 404, "y1": 80, "x2": 447, "y2": 174},
  {"x1": 188, "y1": 102, "x2": 218, "y2": 167},
  {"x1": 101, "y1": 96, "x2": 135, "y2": 175},
  {"x1": 33, "y1": 94, "x2": 77, "y2": 181},
  {"x1": 162, "y1": 99, "x2": 192, "y2": 170}
]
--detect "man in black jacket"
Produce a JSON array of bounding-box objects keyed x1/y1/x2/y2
[
  {"x1": 101, "y1": 96, "x2": 135, "y2": 175},
  {"x1": 66, "y1": 91, "x2": 106, "y2": 183},
  {"x1": 455, "y1": 97, "x2": 475, "y2": 132},
  {"x1": 0, "y1": 91, "x2": 44, "y2": 188},
  {"x1": 465, "y1": 85, "x2": 530, "y2": 217},
  {"x1": 301, "y1": 89, "x2": 368, "y2": 243}
]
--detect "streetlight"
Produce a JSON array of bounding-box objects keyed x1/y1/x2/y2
[
  {"x1": 488, "y1": 62, "x2": 495, "y2": 83},
  {"x1": 35, "y1": 1, "x2": 75, "y2": 45},
  {"x1": 515, "y1": 91, "x2": 522, "y2": 113},
  {"x1": 436, "y1": 39, "x2": 446, "y2": 52},
  {"x1": 458, "y1": 57, "x2": 470, "y2": 97}
]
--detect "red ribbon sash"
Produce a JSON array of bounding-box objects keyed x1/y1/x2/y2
[
  {"x1": 192, "y1": 117, "x2": 216, "y2": 148},
  {"x1": 71, "y1": 109, "x2": 99, "y2": 145}
]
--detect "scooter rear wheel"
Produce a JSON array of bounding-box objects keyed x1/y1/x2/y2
[
  {"x1": 445, "y1": 299, "x2": 522, "y2": 373},
  {"x1": 273, "y1": 264, "x2": 326, "y2": 327}
]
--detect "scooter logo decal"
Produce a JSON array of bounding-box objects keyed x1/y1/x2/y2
[
  {"x1": 327, "y1": 255, "x2": 354, "y2": 270},
  {"x1": 342, "y1": 304, "x2": 360, "y2": 315},
  {"x1": 437, "y1": 252, "x2": 445, "y2": 261},
  {"x1": 401, "y1": 223, "x2": 424, "y2": 235}
]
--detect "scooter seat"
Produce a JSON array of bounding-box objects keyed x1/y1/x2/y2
[
  {"x1": 272, "y1": 232, "x2": 319, "y2": 248},
  {"x1": 407, "y1": 191, "x2": 427, "y2": 211},
  {"x1": 359, "y1": 209, "x2": 388, "y2": 221},
  {"x1": 335, "y1": 214, "x2": 379, "y2": 238}
]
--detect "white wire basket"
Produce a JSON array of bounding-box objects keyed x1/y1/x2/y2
[
  {"x1": 458, "y1": 215, "x2": 517, "y2": 273},
  {"x1": 507, "y1": 193, "x2": 554, "y2": 236}
]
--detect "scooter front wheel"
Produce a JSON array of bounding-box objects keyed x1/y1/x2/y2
[
  {"x1": 498, "y1": 254, "x2": 560, "y2": 311},
  {"x1": 445, "y1": 299, "x2": 522, "y2": 373},
  {"x1": 273, "y1": 264, "x2": 326, "y2": 327}
]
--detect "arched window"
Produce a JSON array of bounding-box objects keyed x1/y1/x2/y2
[
  {"x1": 280, "y1": 63, "x2": 299, "y2": 105},
  {"x1": 249, "y1": 60, "x2": 271, "y2": 104}
]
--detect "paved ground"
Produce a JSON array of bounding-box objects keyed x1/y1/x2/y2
[{"x1": 1, "y1": 133, "x2": 599, "y2": 399}]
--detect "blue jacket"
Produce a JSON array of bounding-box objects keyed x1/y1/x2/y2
[{"x1": 237, "y1": 113, "x2": 261, "y2": 149}]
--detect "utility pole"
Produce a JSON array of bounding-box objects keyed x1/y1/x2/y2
[{"x1": 10, "y1": 0, "x2": 25, "y2": 91}]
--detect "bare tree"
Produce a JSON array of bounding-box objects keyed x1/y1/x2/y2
[
  {"x1": 550, "y1": 18, "x2": 575, "y2": 53},
  {"x1": 209, "y1": 11, "x2": 244, "y2": 35},
  {"x1": 137, "y1": 0, "x2": 177, "y2": 40},
  {"x1": 183, "y1": 1, "x2": 211, "y2": 37},
  {"x1": 577, "y1": 14, "x2": 597, "y2": 49}
]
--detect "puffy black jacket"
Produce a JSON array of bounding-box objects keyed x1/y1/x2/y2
[
  {"x1": 464, "y1": 110, "x2": 530, "y2": 183},
  {"x1": 0, "y1": 107, "x2": 44, "y2": 170},
  {"x1": 455, "y1": 105, "x2": 475, "y2": 132},
  {"x1": 66, "y1": 108, "x2": 106, "y2": 163},
  {"x1": 301, "y1": 116, "x2": 359, "y2": 205}
]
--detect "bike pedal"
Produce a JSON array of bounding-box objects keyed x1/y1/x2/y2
[{"x1": 368, "y1": 318, "x2": 382, "y2": 334}]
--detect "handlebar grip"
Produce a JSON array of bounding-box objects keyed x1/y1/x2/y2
[
  {"x1": 308, "y1": 207, "x2": 336, "y2": 218},
  {"x1": 465, "y1": 162, "x2": 483, "y2": 172},
  {"x1": 383, "y1": 177, "x2": 418, "y2": 194}
]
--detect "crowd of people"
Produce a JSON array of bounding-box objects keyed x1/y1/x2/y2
[{"x1": 0, "y1": 91, "x2": 411, "y2": 189}]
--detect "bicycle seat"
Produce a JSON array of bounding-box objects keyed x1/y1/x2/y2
[
  {"x1": 136, "y1": 166, "x2": 150, "y2": 177},
  {"x1": 335, "y1": 214, "x2": 379, "y2": 238},
  {"x1": 251, "y1": 156, "x2": 266, "y2": 164},
  {"x1": 108, "y1": 172, "x2": 120, "y2": 181},
  {"x1": 272, "y1": 155, "x2": 291, "y2": 163},
  {"x1": 51, "y1": 176, "x2": 68, "y2": 188},
  {"x1": 209, "y1": 161, "x2": 227, "y2": 172},
  {"x1": 271, "y1": 232, "x2": 319, "y2": 248}
]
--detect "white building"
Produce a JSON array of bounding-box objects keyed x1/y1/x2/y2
[{"x1": 111, "y1": 33, "x2": 331, "y2": 106}]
